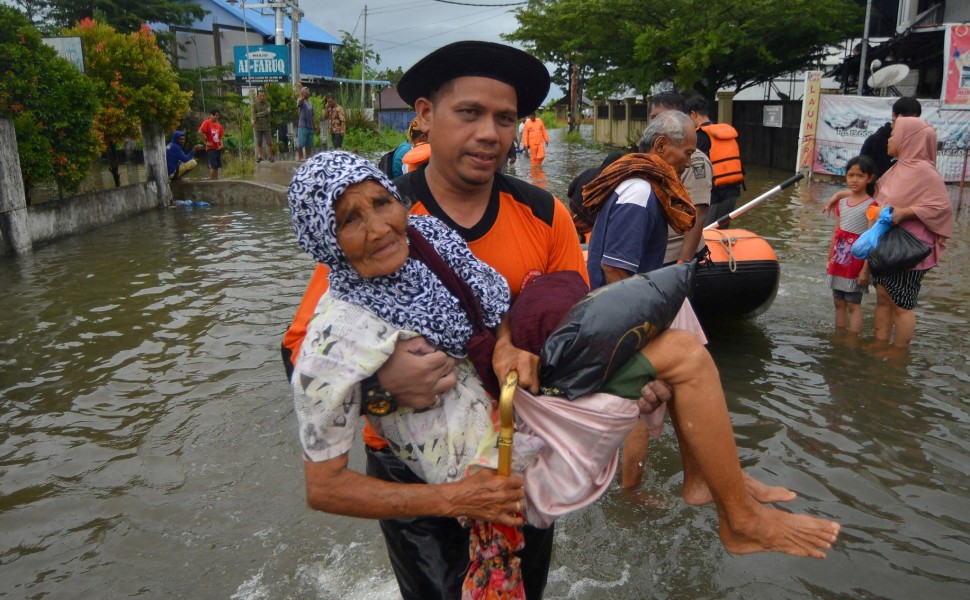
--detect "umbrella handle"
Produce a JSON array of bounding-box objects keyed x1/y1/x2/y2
[{"x1": 497, "y1": 370, "x2": 518, "y2": 477}]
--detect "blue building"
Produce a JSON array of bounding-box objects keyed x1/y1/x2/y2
[{"x1": 159, "y1": 0, "x2": 387, "y2": 93}]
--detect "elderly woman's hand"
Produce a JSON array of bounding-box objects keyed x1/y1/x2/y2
[
  {"x1": 441, "y1": 469, "x2": 526, "y2": 526},
  {"x1": 378, "y1": 336, "x2": 457, "y2": 409}
]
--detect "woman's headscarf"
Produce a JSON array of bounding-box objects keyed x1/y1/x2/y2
[
  {"x1": 288, "y1": 151, "x2": 509, "y2": 357},
  {"x1": 876, "y1": 117, "x2": 953, "y2": 252}
]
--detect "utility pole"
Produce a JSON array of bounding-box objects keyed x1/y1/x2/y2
[
  {"x1": 857, "y1": 0, "x2": 873, "y2": 96},
  {"x1": 361, "y1": 5, "x2": 367, "y2": 109},
  {"x1": 187, "y1": 34, "x2": 206, "y2": 114}
]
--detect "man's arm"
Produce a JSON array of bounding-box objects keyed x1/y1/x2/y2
[
  {"x1": 376, "y1": 337, "x2": 458, "y2": 408},
  {"x1": 602, "y1": 264, "x2": 633, "y2": 284},
  {"x1": 679, "y1": 205, "x2": 709, "y2": 263},
  {"x1": 547, "y1": 199, "x2": 590, "y2": 283}
]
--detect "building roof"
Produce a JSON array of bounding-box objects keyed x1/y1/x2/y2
[
  {"x1": 201, "y1": 0, "x2": 341, "y2": 46},
  {"x1": 379, "y1": 87, "x2": 410, "y2": 110}
]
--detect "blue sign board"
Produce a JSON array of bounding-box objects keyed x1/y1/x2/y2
[
  {"x1": 42, "y1": 37, "x2": 84, "y2": 73},
  {"x1": 233, "y1": 45, "x2": 290, "y2": 84}
]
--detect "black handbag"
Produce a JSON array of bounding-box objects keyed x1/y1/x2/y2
[{"x1": 868, "y1": 225, "x2": 932, "y2": 276}]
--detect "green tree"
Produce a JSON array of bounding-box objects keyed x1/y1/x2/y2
[
  {"x1": 264, "y1": 82, "x2": 297, "y2": 131},
  {"x1": 65, "y1": 18, "x2": 193, "y2": 186},
  {"x1": 42, "y1": 0, "x2": 204, "y2": 32},
  {"x1": 0, "y1": 5, "x2": 101, "y2": 200},
  {"x1": 332, "y1": 30, "x2": 381, "y2": 80},
  {"x1": 507, "y1": 0, "x2": 862, "y2": 100},
  {"x1": 374, "y1": 65, "x2": 404, "y2": 86}
]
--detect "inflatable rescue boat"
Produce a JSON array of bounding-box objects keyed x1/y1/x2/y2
[{"x1": 691, "y1": 228, "x2": 780, "y2": 320}]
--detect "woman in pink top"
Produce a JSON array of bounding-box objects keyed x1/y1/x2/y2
[{"x1": 871, "y1": 116, "x2": 953, "y2": 348}]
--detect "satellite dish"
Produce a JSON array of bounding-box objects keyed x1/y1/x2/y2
[{"x1": 868, "y1": 64, "x2": 910, "y2": 89}]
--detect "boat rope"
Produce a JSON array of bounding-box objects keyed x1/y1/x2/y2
[{"x1": 708, "y1": 230, "x2": 760, "y2": 273}]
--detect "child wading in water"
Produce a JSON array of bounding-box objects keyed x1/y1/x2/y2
[{"x1": 827, "y1": 156, "x2": 878, "y2": 333}]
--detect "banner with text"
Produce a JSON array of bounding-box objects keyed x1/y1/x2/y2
[
  {"x1": 810, "y1": 95, "x2": 970, "y2": 183},
  {"x1": 795, "y1": 71, "x2": 822, "y2": 172},
  {"x1": 233, "y1": 45, "x2": 289, "y2": 84},
  {"x1": 943, "y1": 24, "x2": 970, "y2": 107}
]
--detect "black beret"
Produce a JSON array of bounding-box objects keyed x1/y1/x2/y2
[{"x1": 397, "y1": 41, "x2": 550, "y2": 118}]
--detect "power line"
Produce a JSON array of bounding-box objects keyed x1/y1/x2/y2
[{"x1": 430, "y1": 0, "x2": 526, "y2": 6}]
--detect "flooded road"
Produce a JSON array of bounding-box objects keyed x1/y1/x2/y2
[{"x1": 2, "y1": 126, "x2": 970, "y2": 599}]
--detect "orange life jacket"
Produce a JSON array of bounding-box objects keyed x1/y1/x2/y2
[{"x1": 699, "y1": 123, "x2": 744, "y2": 186}]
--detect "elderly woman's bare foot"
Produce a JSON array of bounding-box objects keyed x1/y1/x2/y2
[
  {"x1": 683, "y1": 471, "x2": 796, "y2": 506},
  {"x1": 719, "y1": 504, "x2": 841, "y2": 558}
]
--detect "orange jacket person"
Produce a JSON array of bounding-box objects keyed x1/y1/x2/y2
[{"x1": 521, "y1": 112, "x2": 549, "y2": 166}]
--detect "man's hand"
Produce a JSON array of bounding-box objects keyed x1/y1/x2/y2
[
  {"x1": 637, "y1": 379, "x2": 673, "y2": 414},
  {"x1": 377, "y1": 336, "x2": 457, "y2": 409}
]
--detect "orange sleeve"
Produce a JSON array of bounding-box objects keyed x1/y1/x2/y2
[
  {"x1": 281, "y1": 263, "x2": 330, "y2": 364},
  {"x1": 282, "y1": 264, "x2": 390, "y2": 450},
  {"x1": 548, "y1": 197, "x2": 590, "y2": 284}
]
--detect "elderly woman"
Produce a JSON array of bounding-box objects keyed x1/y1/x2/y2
[
  {"x1": 871, "y1": 117, "x2": 953, "y2": 347},
  {"x1": 288, "y1": 150, "x2": 522, "y2": 506}
]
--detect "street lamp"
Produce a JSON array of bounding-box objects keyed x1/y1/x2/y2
[{"x1": 186, "y1": 34, "x2": 206, "y2": 114}]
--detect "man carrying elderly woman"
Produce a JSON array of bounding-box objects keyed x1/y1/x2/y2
[{"x1": 284, "y1": 41, "x2": 840, "y2": 600}]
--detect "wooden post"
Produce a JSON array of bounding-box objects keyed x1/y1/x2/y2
[{"x1": 958, "y1": 147, "x2": 969, "y2": 213}]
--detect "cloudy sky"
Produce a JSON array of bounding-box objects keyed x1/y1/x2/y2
[{"x1": 298, "y1": 0, "x2": 562, "y2": 100}]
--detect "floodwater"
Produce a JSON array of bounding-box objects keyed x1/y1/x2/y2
[{"x1": 2, "y1": 126, "x2": 970, "y2": 599}]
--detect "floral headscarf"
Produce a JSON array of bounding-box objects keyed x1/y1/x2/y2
[{"x1": 288, "y1": 151, "x2": 509, "y2": 357}]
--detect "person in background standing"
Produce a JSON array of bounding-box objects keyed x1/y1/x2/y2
[
  {"x1": 826, "y1": 156, "x2": 877, "y2": 334},
  {"x1": 685, "y1": 96, "x2": 743, "y2": 227},
  {"x1": 521, "y1": 112, "x2": 549, "y2": 166},
  {"x1": 251, "y1": 89, "x2": 274, "y2": 163},
  {"x1": 296, "y1": 87, "x2": 317, "y2": 161},
  {"x1": 324, "y1": 96, "x2": 346, "y2": 150},
  {"x1": 198, "y1": 109, "x2": 224, "y2": 180},
  {"x1": 394, "y1": 119, "x2": 427, "y2": 177},
  {"x1": 652, "y1": 93, "x2": 713, "y2": 267},
  {"x1": 860, "y1": 96, "x2": 922, "y2": 179}
]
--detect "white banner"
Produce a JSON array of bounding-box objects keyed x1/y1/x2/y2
[{"x1": 811, "y1": 95, "x2": 970, "y2": 183}]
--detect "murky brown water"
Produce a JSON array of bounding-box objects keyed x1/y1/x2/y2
[{"x1": 2, "y1": 127, "x2": 970, "y2": 599}]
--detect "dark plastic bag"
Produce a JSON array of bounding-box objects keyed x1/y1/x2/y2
[
  {"x1": 867, "y1": 224, "x2": 932, "y2": 276},
  {"x1": 539, "y1": 262, "x2": 693, "y2": 400}
]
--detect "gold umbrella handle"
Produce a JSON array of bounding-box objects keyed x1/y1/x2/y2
[{"x1": 497, "y1": 370, "x2": 518, "y2": 477}]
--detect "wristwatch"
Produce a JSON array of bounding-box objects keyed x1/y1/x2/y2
[{"x1": 360, "y1": 373, "x2": 397, "y2": 416}]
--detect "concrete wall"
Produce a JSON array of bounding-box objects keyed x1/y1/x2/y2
[
  {"x1": 24, "y1": 181, "x2": 160, "y2": 249},
  {"x1": 171, "y1": 180, "x2": 287, "y2": 208},
  {"x1": 1, "y1": 179, "x2": 288, "y2": 257},
  {"x1": 591, "y1": 98, "x2": 803, "y2": 171}
]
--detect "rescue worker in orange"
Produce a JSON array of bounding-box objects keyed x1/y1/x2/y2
[{"x1": 521, "y1": 111, "x2": 549, "y2": 166}]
